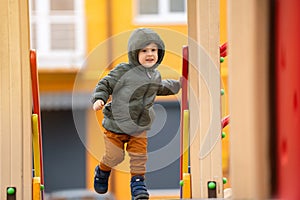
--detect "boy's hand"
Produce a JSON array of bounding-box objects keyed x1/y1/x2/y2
[{"x1": 93, "y1": 100, "x2": 105, "y2": 111}]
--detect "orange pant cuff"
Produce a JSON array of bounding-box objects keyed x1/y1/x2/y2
[{"x1": 99, "y1": 162, "x2": 112, "y2": 172}]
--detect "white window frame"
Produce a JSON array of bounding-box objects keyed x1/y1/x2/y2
[
  {"x1": 29, "y1": 0, "x2": 86, "y2": 69},
  {"x1": 133, "y1": 0, "x2": 187, "y2": 25}
]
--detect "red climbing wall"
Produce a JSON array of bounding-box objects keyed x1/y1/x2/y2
[{"x1": 276, "y1": 0, "x2": 300, "y2": 199}]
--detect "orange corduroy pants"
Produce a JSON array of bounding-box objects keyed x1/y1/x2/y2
[{"x1": 99, "y1": 129, "x2": 148, "y2": 177}]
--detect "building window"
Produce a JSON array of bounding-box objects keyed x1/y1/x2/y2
[
  {"x1": 134, "y1": 0, "x2": 187, "y2": 24},
  {"x1": 29, "y1": 0, "x2": 85, "y2": 69}
]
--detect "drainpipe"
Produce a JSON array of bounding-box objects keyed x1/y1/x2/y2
[{"x1": 106, "y1": 0, "x2": 113, "y2": 69}]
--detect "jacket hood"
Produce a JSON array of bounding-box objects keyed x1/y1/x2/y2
[{"x1": 127, "y1": 28, "x2": 165, "y2": 68}]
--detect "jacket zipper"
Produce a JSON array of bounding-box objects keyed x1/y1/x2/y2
[
  {"x1": 146, "y1": 70, "x2": 152, "y2": 79},
  {"x1": 137, "y1": 71, "x2": 152, "y2": 124},
  {"x1": 143, "y1": 69, "x2": 152, "y2": 106}
]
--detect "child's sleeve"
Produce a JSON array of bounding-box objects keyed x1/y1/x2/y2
[
  {"x1": 91, "y1": 64, "x2": 127, "y2": 104},
  {"x1": 157, "y1": 79, "x2": 181, "y2": 96}
]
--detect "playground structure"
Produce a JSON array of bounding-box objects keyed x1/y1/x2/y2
[{"x1": 1, "y1": 0, "x2": 300, "y2": 199}]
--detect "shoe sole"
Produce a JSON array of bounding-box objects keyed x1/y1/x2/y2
[
  {"x1": 132, "y1": 194, "x2": 149, "y2": 200},
  {"x1": 94, "y1": 190, "x2": 108, "y2": 194}
]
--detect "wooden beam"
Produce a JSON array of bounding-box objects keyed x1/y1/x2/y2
[
  {"x1": 188, "y1": 0, "x2": 222, "y2": 198},
  {"x1": 227, "y1": 0, "x2": 270, "y2": 199},
  {"x1": 0, "y1": 0, "x2": 32, "y2": 199}
]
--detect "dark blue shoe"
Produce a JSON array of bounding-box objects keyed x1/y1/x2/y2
[
  {"x1": 130, "y1": 175, "x2": 149, "y2": 200},
  {"x1": 94, "y1": 165, "x2": 111, "y2": 194}
]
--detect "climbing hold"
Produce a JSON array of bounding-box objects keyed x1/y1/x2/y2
[
  {"x1": 40, "y1": 184, "x2": 45, "y2": 191},
  {"x1": 220, "y1": 42, "x2": 228, "y2": 57},
  {"x1": 7, "y1": 187, "x2": 15, "y2": 195},
  {"x1": 222, "y1": 115, "x2": 230, "y2": 128},
  {"x1": 223, "y1": 177, "x2": 228, "y2": 184},
  {"x1": 208, "y1": 182, "x2": 216, "y2": 189},
  {"x1": 222, "y1": 132, "x2": 226, "y2": 139}
]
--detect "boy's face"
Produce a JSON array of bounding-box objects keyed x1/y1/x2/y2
[{"x1": 138, "y1": 43, "x2": 158, "y2": 68}]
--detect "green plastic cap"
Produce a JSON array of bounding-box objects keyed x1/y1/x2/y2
[
  {"x1": 7, "y1": 187, "x2": 15, "y2": 195},
  {"x1": 179, "y1": 180, "x2": 184, "y2": 186},
  {"x1": 220, "y1": 89, "x2": 225, "y2": 96},
  {"x1": 222, "y1": 132, "x2": 226, "y2": 139},
  {"x1": 208, "y1": 182, "x2": 216, "y2": 189},
  {"x1": 220, "y1": 57, "x2": 225, "y2": 63}
]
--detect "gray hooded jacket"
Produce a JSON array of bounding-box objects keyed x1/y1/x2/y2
[{"x1": 92, "y1": 28, "x2": 181, "y2": 134}]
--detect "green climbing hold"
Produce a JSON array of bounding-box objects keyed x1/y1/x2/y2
[
  {"x1": 208, "y1": 182, "x2": 216, "y2": 189},
  {"x1": 179, "y1": 180, "x2": 184, "y2": 186},
  {"x1": 223, "y1": 177, "x2": 228, "y2": 184},
  {"x1": 221, "y1": 89, "x2": 225, "y2": 96},
  {"x1": 220, "y1": 57, "x2": 225, "y2": 63},
  {"x1": 40, "y1": 184, "x2": 45, "y2": 191},
  {"x1": 222, "y1": 132, "x2": 226, "y2": 139},
  {"x1": 7, "y1": 187, "x2": 15, "y2": 195}
]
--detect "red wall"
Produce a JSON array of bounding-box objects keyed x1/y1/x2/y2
[{"x1": 276, "y1": 0, "x2": 300, "y2": 199}]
